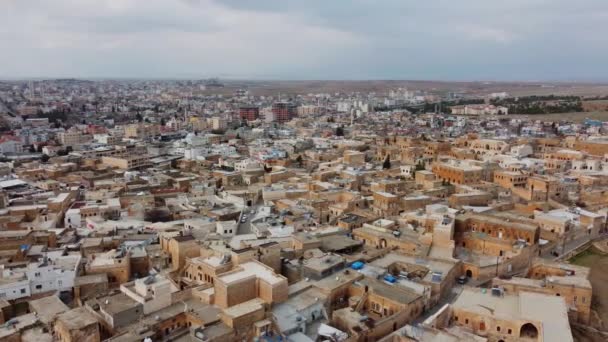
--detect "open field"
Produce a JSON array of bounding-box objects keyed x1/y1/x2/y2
[
  {"x1": 506, "y1": 111, "x2": 608, "y2": 123},
  {"x1": 583, "y1": 100, "x2": 608, "y2": 112},
  {"x1": 569, "y1": 247, "x2": 608, "y2": 341},
  {"x1": 208, "y1": 80, "x2": 608, "y2": 97}
]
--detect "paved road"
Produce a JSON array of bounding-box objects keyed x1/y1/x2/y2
[
  {"x1": 540, "y1": 233, "x2": 607, "y2": 260},
  {"x1": 237, "y1": 204, "x2": 261, "y2": 235},
  {"x1": 0, "y1": 98, "x2": 16, "y2": 116}
]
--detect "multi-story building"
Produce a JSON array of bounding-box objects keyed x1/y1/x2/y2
[
  {"x1": 214, "y1": 260, "x2": 288, "y2": 308},
  {"x1": 0, "y1": 253, "x2": 81, "y2": 300},
  {"x1": 271, "y1": 102, "x2": 297, "y2": 123},
  {"x1": 450, "y1": 104, "x2": 509, "y2": 115},
  {"x1": 493, "y1": 259, "x2": 592, "y2": 324},
  {"x1": 0, "y1": 136, "x2": 24, "y2": 154},
  {"x1": 101, "y1": 154, "x2": 151, "y2": 170},
  {"x1": 58, "y1": 129, "x2": 90, "y2": 146},
  {"x1": 124, "y1": 123, "x2": 160, "y2": 140},
  {"x1": 209, "y1": 117, "x2": 227, "y2": 130},
  {"x1": 432, "y1": 160, "x2": 485, "y2": 185},
  {"x1": 239, "y1": 106, "x2": 260, "y2": 122}
]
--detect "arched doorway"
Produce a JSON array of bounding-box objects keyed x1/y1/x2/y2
[
  {"x1": 520, "y1": 323, "x2": 538, "y2": 339},
  {"x1": 466, "y1": 270, "x2": 473, "y2": 278},
  {"x1": 379, "y1": 239, "x2": 387, "y2": 248}
]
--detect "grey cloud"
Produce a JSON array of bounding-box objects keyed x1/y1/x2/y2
[{"x1": 0, "y1": 0, "x2": 607, "y2": 80}]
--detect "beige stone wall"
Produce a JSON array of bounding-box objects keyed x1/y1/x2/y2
[
  {"x1": 215, "y1": 276, "x2": 257, "y2": 308},
  {"x1": 54, "y1": 321, "x2": 100, "y2": 342},
  {"x1": 452, "y1": 308, "x2": 532, "y2": 341},
  {"x1": 221, "y1": 304, "x2": 265, "y2": 330},
  {"x1": 448, "y1": 192, "x2": 492, "y2": 208},
  {"x1": 87, "y1": 258, "x2": 130, "y2": 287}
]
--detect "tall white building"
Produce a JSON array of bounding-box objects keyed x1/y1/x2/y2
[{"x1": 0, "y1": 253, "x2": 81, "y2": 300}]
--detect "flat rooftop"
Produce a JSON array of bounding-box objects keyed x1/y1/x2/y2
[
  {"x1": 313, "y1": 269, "x2": 363, "y2": 292},
  {"x1": 0, "y1": 313, "x2": 38, "y2": 339},
  {"x1": 461, "y1": 213, "x2": 538, "y2": 232},
  {"x1": 74, "y1": 273, "x2": 109, "y2": 286},
  {"x1": 218, "y1": 261, "x2": 284, "y2": 286},
  {"x1": 304, "y1": 253, "x2": 344, "y2": 272},
  {"x1": 453, "y1": 289, "x2": 573, "y2": 342},
  {"x1": 91, "y1": 292, "x2": 140, "y2": 315},
  {"x1": 29, "y1": 295, "x2": 69, "y2": 325},
  {"x1": 56, "y1": 307, "x2": 98, "y2": 330},
  {"x1": 357, "y1": 277, "x2": 422, "y2": 304},
  {"x1": 371, "y1": 253, "x2": 459, "y2": 283},
  {"x1": 222, "y1": 298, "x2": 265, "y2": 318}
]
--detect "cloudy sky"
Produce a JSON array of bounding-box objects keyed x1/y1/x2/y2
[{"x1": 1, "y1": 0, "x2": 607, "y2": 80}]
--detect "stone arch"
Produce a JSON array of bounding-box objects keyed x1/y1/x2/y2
[{"x1": 520, "y1": 322, "x2": 539, "y2": 339}]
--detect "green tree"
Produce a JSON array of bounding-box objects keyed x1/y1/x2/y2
[
  {"x1": 415, "y1": 161, "x2": 425, "y2": 171},
  {"x1": 336, "y1": 126, "x2": 344, "y2": 136},
  {"x1": 383, "y1": 155, "x2": 391, "y2": 169}
]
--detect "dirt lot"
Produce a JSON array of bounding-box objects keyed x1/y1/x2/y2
[
  {"x1": 583, "y1": 100, "x2": 608, "y2": 112},
  {"x1": 569, "y1": 247, "x2": 608, "y2": 341}
]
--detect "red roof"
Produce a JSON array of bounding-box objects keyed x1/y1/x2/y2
[{"x1": 0, "y1": 136, "x2": 21, "y2": 144}]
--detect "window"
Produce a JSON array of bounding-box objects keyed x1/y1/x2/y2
[
  {"x1": 497, "y1": 326, "x2": 501, "y2": 332},
  {"x1": 508, "y1": 328, "x2": 512, "y2": 334},
  {"x1": 454, "y1": 316, "x2": 458, "y2": 322},
  {"x1": 465, "y1": 319, "x2": 469, "y2": 324},
  {"x1": 35, "y1": 285, "x2": 42, "y2": 290},
  {"x1": 20, "y1": 289, "x2": 26, "y2": 294}
]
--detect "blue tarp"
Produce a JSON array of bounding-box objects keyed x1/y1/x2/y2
[
  {"x1": 383, "y1": 274, "x2": 396, "y2": 283},
  {"x1": 351, "y1": 261, "x2": 364, "y2": 270}
]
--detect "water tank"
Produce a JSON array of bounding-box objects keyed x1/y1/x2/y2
[{"x1": 383, "y1": 274, "x2": 397, "y2": 283}]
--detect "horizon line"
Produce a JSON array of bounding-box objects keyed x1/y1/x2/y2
[{"x1": 1, "y1": 76, "x2": 608, "y2": 85}]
